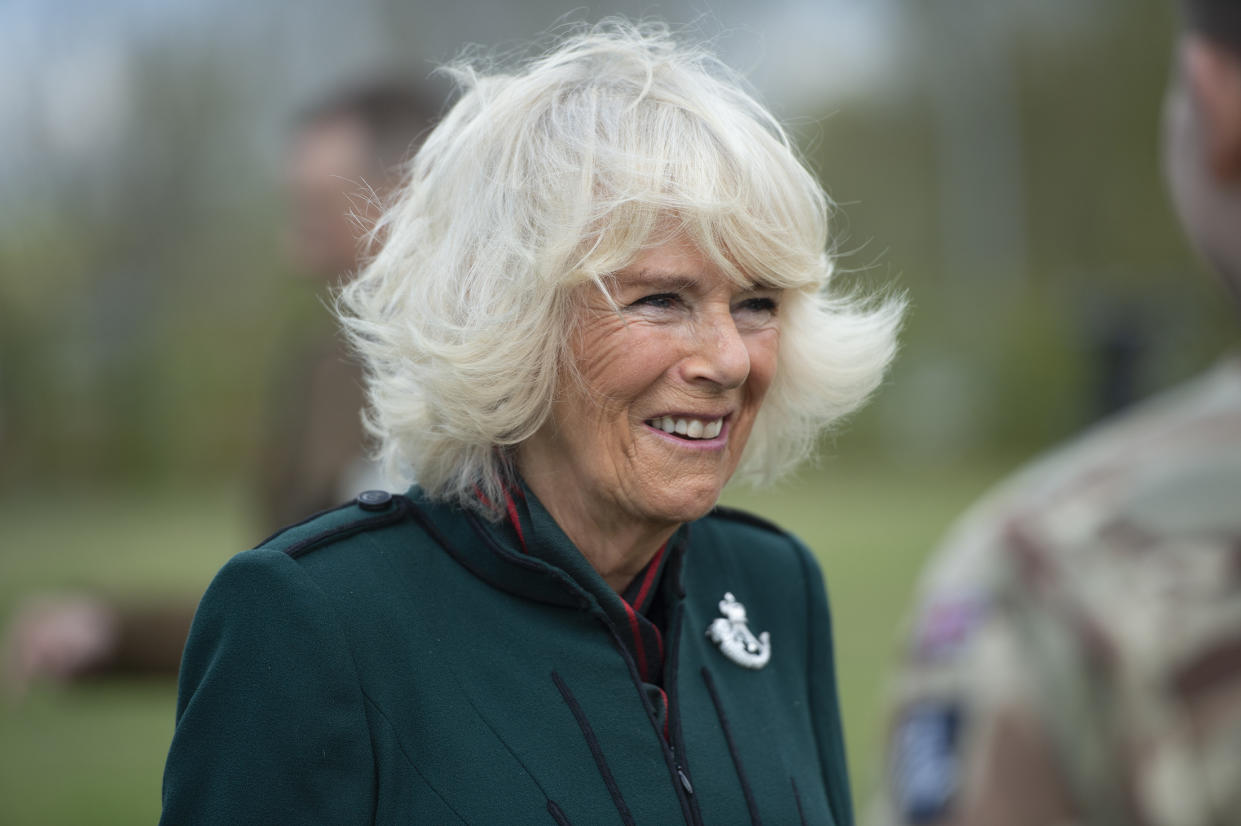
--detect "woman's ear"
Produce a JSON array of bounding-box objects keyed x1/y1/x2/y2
[{"x1": 1185, "y1": 36, "x2": 1241, "y2": 181}]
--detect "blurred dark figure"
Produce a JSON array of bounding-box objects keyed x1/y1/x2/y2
[
  {"x1": 3, "y1": 79, "x2": 442, "y2": 695},
  {"x1": 874, "y1": 2, "x2": 1241, "y2": 824},
  {"x1": 260, "y1": 79, "x2": 442, "y2": 530}
]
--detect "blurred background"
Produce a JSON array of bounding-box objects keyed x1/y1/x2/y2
[{"x1": 1, "y1": 0, "x2": 1234, "y2": 822}]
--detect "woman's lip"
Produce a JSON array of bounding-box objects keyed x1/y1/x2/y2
[{"x1": 642, "y1": 416, "x2": 731, "y2": 448}]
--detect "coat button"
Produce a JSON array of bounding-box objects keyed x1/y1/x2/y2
[
  {"x1": 677, "y1": 767, "x2": 694, "y2": 795},
  {"x1": 356, "y1": 490, "x2": 393, "y2": 511}
]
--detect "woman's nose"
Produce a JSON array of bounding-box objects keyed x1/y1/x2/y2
[{"x1": 682, "y1": 310, "x2": 751, "y2": 389}]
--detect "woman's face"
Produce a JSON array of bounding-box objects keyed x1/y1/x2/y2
[{"x1": 518, "y1": 235, "x2": 782, "y2": 531}]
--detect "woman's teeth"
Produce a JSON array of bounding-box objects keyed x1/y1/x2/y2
[{"x1": 647, "y1": 416, "x2": 724, "y2": 440}]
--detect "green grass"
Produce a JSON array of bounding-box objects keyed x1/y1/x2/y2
[
  {"x1": 0, "y1": 486, "x2": 250, "y2": 826},
  {"x1": 0, "y1": 460, "x2": 1005, "y2": 823}
]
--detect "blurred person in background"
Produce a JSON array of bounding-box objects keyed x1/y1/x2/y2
[
  {"x1": 2, "y1": 78, "x2": 441, "y2": 695},
  {"x1": 874, "y1": 1, "x2": 1241, "y2": 824},
  {"x1": 160, "y1": 22, "x2": 901, "y2": 824},
  {"x1": 261, "y1": 78, "x2": 444, "y2": 529}
]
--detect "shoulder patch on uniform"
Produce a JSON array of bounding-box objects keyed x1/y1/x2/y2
[
  {"x1": 910, "y1": 591, "x2": 988, "y2": 662},
  {"x1": 705, "y1": 505, "x2": 787, "y2": 536},
  {"x1": 890, "y1": 702, "x2": 962, "y2": 823},
  {"x1": 257, "y1": 494, "x2": 413, "y2": 560}
]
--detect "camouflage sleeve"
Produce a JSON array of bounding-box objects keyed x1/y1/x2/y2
[
  {"x1": 874, "y1": 366, "x2": 1241, "y2": 826},
  {"x1": 999, "y1": 498, "x2": 1241, "y2": 826},
  {"x1": 867, "y1": 509, "x2": 1081, "y2": 826},
  {"x1": 874, "y1": 511, "x2": 1241, "y2": 826}
]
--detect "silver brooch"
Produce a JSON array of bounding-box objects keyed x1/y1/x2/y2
[{"x1": 706, "y1": 592, "x2": 771, "y2": 670}]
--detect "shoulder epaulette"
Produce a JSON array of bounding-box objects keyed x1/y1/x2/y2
[
  {"x1": 257, "y1": 490, "x2": 413, "y2": 560},
  {"x1": 705, "y1": 505, "x2": 788, "y2": 536}
]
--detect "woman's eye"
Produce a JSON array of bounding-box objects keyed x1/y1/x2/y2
[
  {"x1": 735, "y1": 296, "x2": 778, "y2": 317},
  {"x1": 631, "y1": 292, "x2": 681, "y2": 310}
]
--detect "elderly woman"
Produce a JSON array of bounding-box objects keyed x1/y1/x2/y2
[{"x1": 161, "y1": 22, "x2": 901, "y2": 826}]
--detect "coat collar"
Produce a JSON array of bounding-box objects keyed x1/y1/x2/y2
[{"x1": 403, "y1": 483, "x2": 688, "y2": 617}]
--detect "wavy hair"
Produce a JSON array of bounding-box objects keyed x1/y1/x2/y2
[{"x1": 337, "y1": 20, "x2": 904, "y2": 517}]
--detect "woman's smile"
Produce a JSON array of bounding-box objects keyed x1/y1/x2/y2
[{"x1": 643, "y1": 413, "x2": 729, "y2": 443}]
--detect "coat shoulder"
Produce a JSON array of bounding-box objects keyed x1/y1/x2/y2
[
  {"x1": 256, "y1": 489, "x2": 416, "y2": 561},
  {"x1": 697, "y1": 504, "x2": 818, "y2": 581},
  {"x1": 703, "y1": 505, "x2": 789, "y2": 538}
]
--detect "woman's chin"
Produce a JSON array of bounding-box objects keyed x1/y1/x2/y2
[{"x1": 639, "y1": 482, "x2": 726, "y2": 526}]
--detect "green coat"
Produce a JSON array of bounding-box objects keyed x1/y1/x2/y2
[{"x1": 160, "y1": 486, "x2": 853, "y2": 825}]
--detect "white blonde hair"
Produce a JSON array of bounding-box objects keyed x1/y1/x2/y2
[{"x1": 338, "y1": 20, "x2": 903, "y2": 517}]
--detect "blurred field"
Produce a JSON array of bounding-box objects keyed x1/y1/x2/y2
[
  {"x1": 0, "y1": 460, "x2": 1006, "y2": 823},
  {"x1": 0, "y1": 488, "x2": 249, "y2": 826}
]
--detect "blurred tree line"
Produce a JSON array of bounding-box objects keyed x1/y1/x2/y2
[
  {"x1": 0, "y1": 0, "x2": 1234, "y2": 492},
  {"x1": 0, "y1": 29, "x2": 297, "y2": 487}
]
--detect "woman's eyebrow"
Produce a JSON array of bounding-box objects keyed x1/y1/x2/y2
[
  {"x1": 623, "y1": 270, "x2": 698, "y2": 292},
  {"x1": 613, "y1": 272, "x2": 782, "y2": 295}
]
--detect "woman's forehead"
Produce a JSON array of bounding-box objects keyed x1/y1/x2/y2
[{"x1": 618, "y1": 270, "x2": 698, "y2": 291}]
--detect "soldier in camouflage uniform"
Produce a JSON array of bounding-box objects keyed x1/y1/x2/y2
[{"x1": 874, "y1": 2, "x2": 1241, "y2": 824}]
